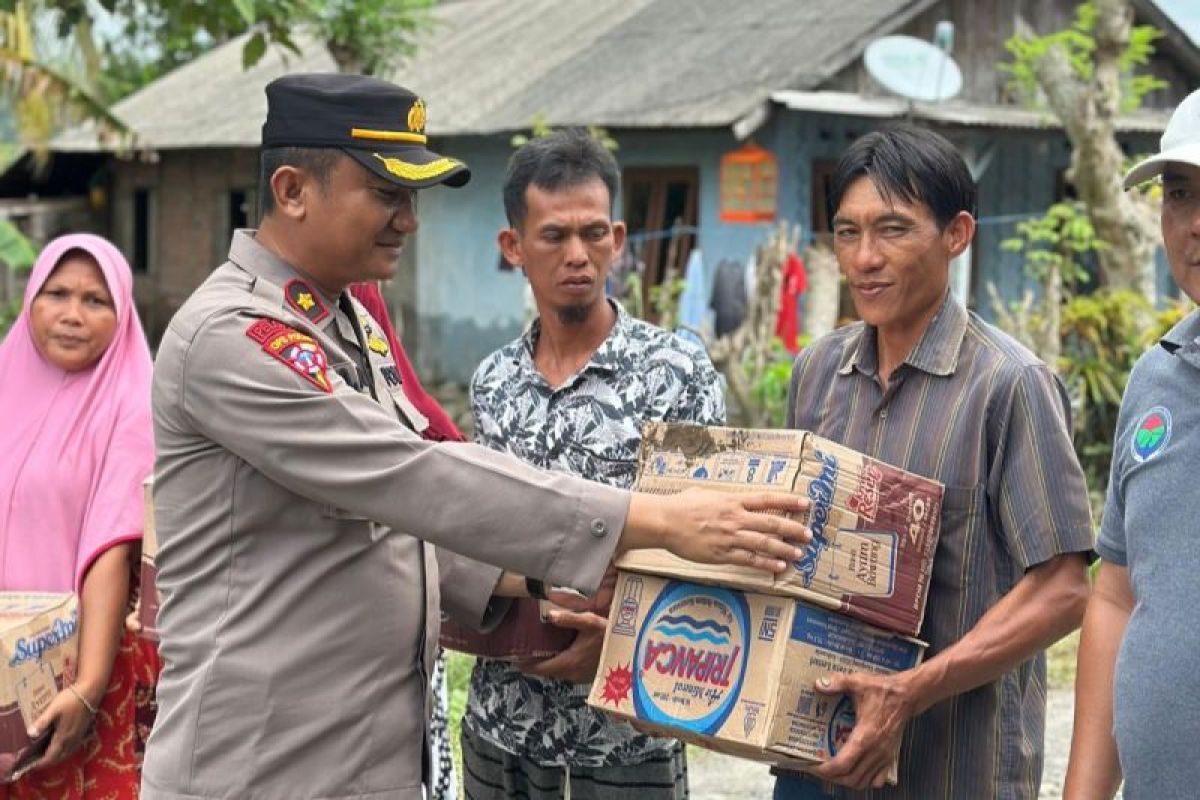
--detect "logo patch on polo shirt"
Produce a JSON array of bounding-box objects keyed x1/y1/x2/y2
[
  {"x1": 1131, "y1": 406, "x2": 1171, "y2": 462},
  {"x1": 284, "y1": 279, "x2": 330, "y2": 324},
  {"x1": 246, "y1": 319, "x2": 332, "y2": 393}
]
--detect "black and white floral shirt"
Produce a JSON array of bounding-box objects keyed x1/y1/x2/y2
[{"x1": 464, "y1": 300, "x2": 725, "y2": 767}]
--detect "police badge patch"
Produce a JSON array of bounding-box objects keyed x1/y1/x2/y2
[{"x1": 246, "y1": 318, "x2": 333, "y2": 393}]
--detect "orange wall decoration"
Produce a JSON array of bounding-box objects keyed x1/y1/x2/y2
[{"x1": 719, "y1": 142, "x2": 778, "y2": 223}]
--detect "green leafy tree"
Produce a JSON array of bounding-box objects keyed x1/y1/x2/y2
[
  {"x1": 0, "y1": 216, "x2": 36, "y2": 337},
  {"x1": 9, "y1": 0, "x2": 438, "y2": 81},
  {"x1": 0, "y1": 1, "x2": 128, "y2": 164},
  {"x1": 1001, "y1": 0, "x2": 1165, "y2": 299},
  {"x1": 997, "y1": 201, "x2": 1106, "y2": 363}
]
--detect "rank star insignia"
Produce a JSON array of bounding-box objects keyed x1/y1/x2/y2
[
  {"x1": 284, "y1": 278, "x2": 330, "y2": 323},
  {"x1": 407, "y1": 98, "x2": 427, "y2": 134}
]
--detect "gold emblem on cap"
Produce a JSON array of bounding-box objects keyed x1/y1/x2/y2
[{"x1": 408, "y1": 99, "x2": 427, "y2": 134}]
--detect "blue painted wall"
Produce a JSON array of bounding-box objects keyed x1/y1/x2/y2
[
  {"x1": 407, "y1": 116, "x2": 1166, "y2": 383},
  {"x1": 409, "y1": 127, "x2": 802, "y2": 383}
]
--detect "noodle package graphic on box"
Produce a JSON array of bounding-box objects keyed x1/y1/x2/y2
[
  {"x1": 619, "y1": 423, "x2": 944, "y2": 637},
  {"x1": 0, "y1": 593, "x2": 79, "y2": 783},
  {"x1": 588, "y1": 572, "x2": 924, "y2": 778}
]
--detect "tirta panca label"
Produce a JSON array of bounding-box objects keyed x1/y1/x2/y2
[{"x1": 632, "y1": 582, "x2": 751, "y2": 734}]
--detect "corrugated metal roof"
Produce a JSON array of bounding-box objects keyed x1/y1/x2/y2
[
  {"x1": 54, "y1": 0, "x2": 934, "y2": 151},
  {"x1": 771, "y1": 90, "x2": 1171, "y2": 133}
]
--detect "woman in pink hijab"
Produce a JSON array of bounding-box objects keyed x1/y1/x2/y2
[{"x1": 0, "y1": 234, "x2": 160, "y2": 799}]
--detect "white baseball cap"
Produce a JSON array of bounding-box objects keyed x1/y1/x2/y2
[{"x1": 1124, "y1": 88, "x2": 1200, "y2": 189}]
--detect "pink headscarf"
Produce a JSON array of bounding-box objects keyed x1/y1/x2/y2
[{"x1": 0, "y1": 234, "x2": 154, "y2": 594}]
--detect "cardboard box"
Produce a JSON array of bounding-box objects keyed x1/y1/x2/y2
[
  {"x1": 138, "y1": 477, "x2": 160, "y2": 642},
  {"x1": 440, "y1": 598, "x2": 575, "y2": 660},
  {"x1": 588, "y1": 573, "x2": 924, "y2": 778},
  {"x1": 618, "y1": 423, "x2": 943, "y2": 637},
  {"x1": 0, "y1": 593, "x2": 79, "y2": 783}
]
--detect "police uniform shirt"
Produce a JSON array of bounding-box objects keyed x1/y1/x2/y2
[{"x1": 142, "y1": 230, "x2": 627, "y2": 800}]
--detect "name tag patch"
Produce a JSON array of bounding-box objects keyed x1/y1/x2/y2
[{"x1": 246, "y1": 319, "x2": 332, "y2": 393}]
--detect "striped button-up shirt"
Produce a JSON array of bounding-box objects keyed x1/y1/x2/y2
[{"x1": 784, "y1": 293, "x2": 1093, "y2": 800}]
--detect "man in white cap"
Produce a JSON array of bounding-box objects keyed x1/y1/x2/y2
[{"x1": 1064, "y1": 87, "x2": 1200, "y2": 800}]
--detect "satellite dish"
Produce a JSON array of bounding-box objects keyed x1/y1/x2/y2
[{"x1": 864, "y1": 35, "x2": 963, "y2": 103}]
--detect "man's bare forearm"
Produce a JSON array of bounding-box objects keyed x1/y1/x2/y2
[
  {"x1": 904, "y1": 552, "x2": 1090, "y2": 715},
  {"x1": 1064, "y1": 562, "x2": 1132, "y2": 800}
]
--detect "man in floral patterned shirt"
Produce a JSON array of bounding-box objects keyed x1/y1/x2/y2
[{"x1": 461, "y1": 128, "x2": 725, "y2": 799}]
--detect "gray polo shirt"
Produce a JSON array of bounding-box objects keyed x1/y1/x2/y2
[{"x1": 1097, "y1": 309, "x2": 1200, "y2": 800}]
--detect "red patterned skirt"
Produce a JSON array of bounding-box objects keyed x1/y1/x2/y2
[{"x1": 1, "y1": 630, "x2": 160, "y2": 800}]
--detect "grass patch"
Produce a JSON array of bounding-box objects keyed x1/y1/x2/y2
[
  {"x1": 445, "y1": 652, "x2": 475, "y2": 780},
  {"x1": 1047, "y1": 629, "x2": 1080, "y2": 690}
]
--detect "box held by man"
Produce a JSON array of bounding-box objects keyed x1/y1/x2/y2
[
  {"x1": 588, "y1": 572, "x2": 924, "y2": 781},
  {"x1": 619, "y1": 423, "x2": 943, "y2": 637}
]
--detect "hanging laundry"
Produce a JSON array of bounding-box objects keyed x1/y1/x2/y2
[
  {"x1": 709, "y1": 258, "x2": 747, "y2": 337},
  {"x1": 775, "y1": 250, "x2": 808, "y2": 353},
  {"x1": 676, "y1": 248, "x2": 709, "y2": 346}
]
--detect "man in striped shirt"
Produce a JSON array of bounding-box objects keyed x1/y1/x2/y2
[{"x1": 773, "y1": 124, "x2": 1094, "y2": 800}]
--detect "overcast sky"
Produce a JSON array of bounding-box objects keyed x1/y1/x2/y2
[{"x1": 1157, "y1": 0, "x2": 1200, "y2": 44}]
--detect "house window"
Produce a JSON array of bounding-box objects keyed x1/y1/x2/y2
[
  {"x1": 810, "y1": 159, "x2": 838, "y2": 247},
  {"x1": 229, "y1": 189, "x2": 251, "y2": 233},
  {"x1": 132, "y1": 188, "x2": 153, "y2": 274},
  {"x1": 622, "y1": 167, "x2": 699, "y2": 308}
]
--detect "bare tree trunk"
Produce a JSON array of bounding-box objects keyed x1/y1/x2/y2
[
  {"x1": 329, "y1": 43, "x2": 365, "y2": 74},
  {"x1": 1037, "y1": 260, "x2": 1063, "y2": 366},
  {"x1": 1027, "y1": 0, "x2": 1159, "y2": 299},
  {"x1": 801, "y1": 245, "x2": 839, "y2": 341}
]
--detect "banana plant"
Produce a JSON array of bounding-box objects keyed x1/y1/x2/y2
[{"x1": 0, "y1": 0, "x2": 128, "y2": 169}]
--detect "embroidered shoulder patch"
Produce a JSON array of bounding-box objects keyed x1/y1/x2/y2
[
  {"x1": 284, "y1": 279, "x2": 330, "y2": 324},
  {"x1": 1131, "y1": 406, "x2": 1171, "y2": 462},
  {"x1": 246, "y1": 319, "x2": 332, "y2": 393}
]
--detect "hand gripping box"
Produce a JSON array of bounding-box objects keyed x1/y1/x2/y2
[
  {"x1": 0, "y1": 593, "x2": 79, "y2": 783},
  {"x1": 138, "y1": 477, "x2": 160, "y2": 641},
  {"x1": 618, "y1": 423, "x2": 943, "y2": 637},
  {"x1": 588, "y1": 573, "x2": 924, "y2": 779}
]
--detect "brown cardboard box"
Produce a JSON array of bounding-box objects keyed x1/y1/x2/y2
[
  {"x1": 440, "y1": 598, "x2": 575, "y2": 660},
  {"x1": 0, "y1": 593, "x2": 79, "y2": 783},
  {"x1": 618, "y1": 423, "x2": 944, "y2": 637},
  {"x1": 138, "y1": 477, "x2": 160, "y2": 642},
  {"x1": 588, "y1": 572, "x2": 924, "y2": 779}
]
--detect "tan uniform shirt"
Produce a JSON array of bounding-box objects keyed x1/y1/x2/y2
[{"x1": 142, "y1": 231, "x2": 628, "y2": 800}]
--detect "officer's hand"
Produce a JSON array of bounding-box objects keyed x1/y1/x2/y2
[
  {"x1": 625, "y1": 490, "x2": 810, "y2": 573},
  {"x1": 807, "y1": 671, "x2": 916, "y2": 790},
  {"x1": 27, "y1": 685, "x2": 99, "y2": 771},
  {"x1": 519, "y1": 609, "x2": 607, "y2": 684}
]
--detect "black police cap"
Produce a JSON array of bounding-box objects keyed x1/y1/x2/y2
[{"x1": 262, "y1": 73, "x2": 470, "y2": 190}]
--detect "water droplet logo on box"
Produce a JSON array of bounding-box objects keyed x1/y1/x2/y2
[
  {"x1": 1131, "y1": 406, "x2": 1171, "y2": 463},
  {"x1": 633, "y1": 582, "x2": 750, "y2": 734}
]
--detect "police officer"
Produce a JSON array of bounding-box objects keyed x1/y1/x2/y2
[{"x1": 142, "y1": 73, "x2": 809, "y2": 800}]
